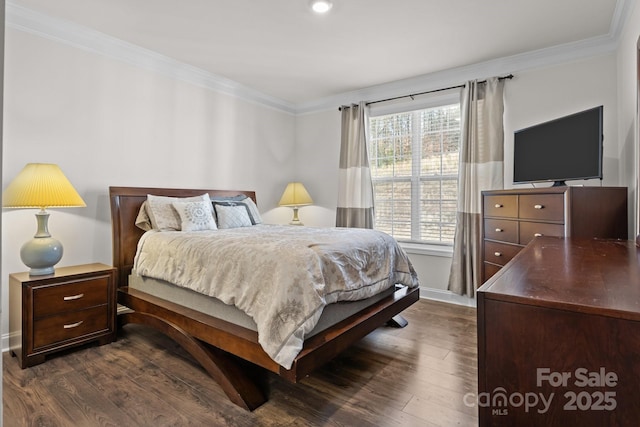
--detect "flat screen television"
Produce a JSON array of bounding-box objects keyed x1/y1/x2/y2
[{"x1": 513, "y1": 106, "x2": 603, "y2": 187}]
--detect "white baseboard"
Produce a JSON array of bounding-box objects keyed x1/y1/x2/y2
[{"x1": 420, "y1": 287, "x2": 477, "y2": 308}]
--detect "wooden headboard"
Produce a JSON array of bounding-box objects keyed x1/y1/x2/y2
[{"x1": 109, "y1": 186, "x2": 257, "y2": 288}]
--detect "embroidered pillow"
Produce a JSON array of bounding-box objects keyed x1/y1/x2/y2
[
  {"x1": 172, "y1": 200, "x2": 217, "y2": 231},
  {"x1": 147, "y1": 193, "x2": 212, "y2": 230},
  {"x1": 214, "y1": 204, "x2": 252, "y2": 229}
]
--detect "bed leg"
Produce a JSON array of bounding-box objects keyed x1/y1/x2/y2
[
  {"x1": 120, "y1": 312, "x2": 267, "y2": 411},
  {"x1": 386, "y1": 315, "x2": 408, "y2": 328}
]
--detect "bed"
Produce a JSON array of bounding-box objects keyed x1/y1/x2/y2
[{"x1": 109, "y1": 186, "x2": 420, "y2": 410}]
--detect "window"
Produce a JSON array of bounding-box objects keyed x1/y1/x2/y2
[{"x1": 368, "y1": 101, "x2": 461, "y2": 244}]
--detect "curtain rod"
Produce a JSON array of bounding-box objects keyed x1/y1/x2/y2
[{"x1": 338, "y1": 74, "x2": 514, "y2": 111}]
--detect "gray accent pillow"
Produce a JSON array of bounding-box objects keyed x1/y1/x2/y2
[
  {"x1": 211, "y1": 196, "x2": 262, "y2": 225},
  {"x1": 214, "y1": 204, "x2": 252, "y2": 229}
]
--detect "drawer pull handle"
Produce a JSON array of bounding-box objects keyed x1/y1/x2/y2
[
  {"x1": 534, "y1": 204, "x2": 544, "y2": 209},
  {"x1": 63, "y1": 320, "x2": 84, "y2": 329},
  {"x1": 63, "y1": 293, "x2": 84, "y2": 301},
  {"x1": 494, "y1": 252, "x2": 502, "y2": 257},
  {"x1": 494, "y1": 204, "x2": 503, "y2": 208},
  {"x1": 495, "y1": 228, "x2": 503, "y2": 232},
  {"x1": 534, "y1": 233, "x2": 543, "y2": 237}
]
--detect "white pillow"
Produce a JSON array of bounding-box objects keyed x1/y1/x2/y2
[
  {"x1": 172, "y1": 200, "x2": 217, "y2": 231},
  {"x1": 146, "y1": 193, "x2": 212, "y2": 231},
  {"x1": 215, "y1": 204, "x2": 252, "y2": 229}
]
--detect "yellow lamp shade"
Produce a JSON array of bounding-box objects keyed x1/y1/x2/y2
[
  {"x1": 278, "y1": 182, "x2": 313, "y2": 207},
  {"x1": 3, "y1": 163, "x2": 86, "y2": 209}
]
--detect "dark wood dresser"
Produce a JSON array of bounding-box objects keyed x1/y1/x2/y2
[
  {"x1": 477, "y1": 237, "x2": 640, "y2": 426},
  {"x1": 482, "y1": 186, "x2": 627, "y2": 282}
]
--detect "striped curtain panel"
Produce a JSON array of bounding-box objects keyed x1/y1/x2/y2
[
  {"x1": 336, "y1": 102, "x2": 375, "y2": 228},
  {"x1": 448, "y1": 78, "x2": 505, "y2": 297}
]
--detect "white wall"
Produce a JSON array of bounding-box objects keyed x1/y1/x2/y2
[
  {"x1": 505, "y1": 53, "x2": 620, "y2": 189},
  {"x1": 294, "y1": 109, "x2": 341, "y2": 227},
  {"x1": 1, "y1": 28, "x2": 297, "y2": 345}
]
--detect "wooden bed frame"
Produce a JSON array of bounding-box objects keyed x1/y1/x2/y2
[{"x1": 109, "y1": 186, "x2": 420, "y2": 410}]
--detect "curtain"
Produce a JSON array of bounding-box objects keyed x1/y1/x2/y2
[
  {"x1": 336, "y1": 102, "x2": 375, "y2": 228},
  {"x1": 448, "y1": 77, "x2": 505, "y2": 297}
]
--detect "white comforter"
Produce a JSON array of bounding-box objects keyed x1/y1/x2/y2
[{"x1": 133, "y1": 224, "x2": 419, "y2": 369}]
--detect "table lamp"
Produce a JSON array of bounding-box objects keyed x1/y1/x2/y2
[
  {"x1": 3, "y1": 163, "x2": 86, "y2": 275},
  {"x1": 278, "y1": 182, "x2": 313, "y2": 226}
]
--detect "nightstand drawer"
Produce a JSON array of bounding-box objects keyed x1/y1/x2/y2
[
  {"x1": 33, "y1": 277, "x2": 109, "y2": 318},
  {"x1": 33, "y1": 305, "x2": 109, "y2": 349}
]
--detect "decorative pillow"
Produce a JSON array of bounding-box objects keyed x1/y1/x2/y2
[
  {"x1": 147, "y1": 193, "x2": 212, "y2": 231},
  {"x1": 135, "y1": 201, "x2": 153, "y2": 231},
  {"x1": 211, "y1": 196, "x2": 262, "y2": 225},
  {"x1": 214, "y1": 204, "x2": 253, "y2": 229},
  {"x1": 242, "y1": 197, "x2": 263, "y2": 224},
  {"x1": 212, "y1": 200, "x2": 253, "y2": 222},
  {"x1": 172, "y1": 200, "x2": 217, "y2": 231}
]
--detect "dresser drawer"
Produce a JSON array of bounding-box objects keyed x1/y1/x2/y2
[
  {"x1": 483, "y1": 262, "x2": 502, "y2": 283},
  {"x1": 33, "y1": 305, "x2": 109, "y2": 349},
  {"x1": 484, "y1": 195, "x2": 518, "y2": 218},
  {"x1": 519, "y1": 222, "x2": 565, "y2": 245},
  {"x1": 484, "y1": 241, "x2": 521, "y2": 266},
  {"x1": 33, "y1": 277, "x2": 109, "y2": 319},
  {"x1": 484, "y1": 219, "x2": 519, "y2": 243},
  {"x1": 519, "y1": 194, "x2": 564, "y2": 221}
]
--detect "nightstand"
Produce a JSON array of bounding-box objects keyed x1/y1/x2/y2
[{"x1": 9, "y1": 263, "x2": 117, "y2": 368}]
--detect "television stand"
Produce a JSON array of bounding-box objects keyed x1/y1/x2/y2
[{"x1": 551, "y1": 180, "x2": 566, "y2": 187}]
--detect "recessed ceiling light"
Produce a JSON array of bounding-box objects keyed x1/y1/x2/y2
[{"x1": 310, "y1": 0, "x2": 333, "y2": 14}]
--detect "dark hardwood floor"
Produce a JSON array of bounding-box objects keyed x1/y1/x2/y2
[{"x1": 3, "y1": 299, "x2": 478, "y2": 427}]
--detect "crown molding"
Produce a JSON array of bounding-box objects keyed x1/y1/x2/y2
[
  {"x1": 610, "y1": 0, "x2": 635, "y2": 40},
  {"x1": 6, "y1": 1, "x2": 298, "y2": 115},
  {"x1": 6, "y1": 0, "x2": 635, "y2": 116},
  {"x1": 296, "y1": 33, "x2": 620, "y2": 115}
]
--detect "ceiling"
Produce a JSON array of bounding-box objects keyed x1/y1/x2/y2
[{"x1": 10, "y1": 0, "x2": 626, "y2": 108}]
